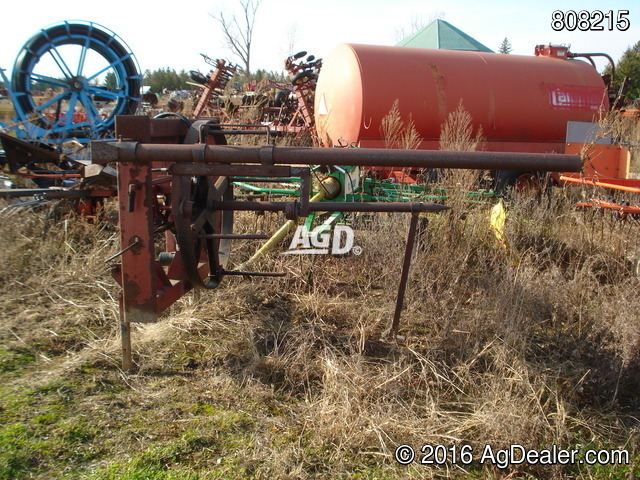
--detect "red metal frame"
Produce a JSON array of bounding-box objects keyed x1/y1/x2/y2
[
  {"x1": 94, "y1": 116, "x2": 583, "y2": 370},
  {"x1": 192, "y1": 58, "x2": 238, "y2": 119}
]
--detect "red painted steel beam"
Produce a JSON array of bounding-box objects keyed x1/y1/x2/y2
[{"x1": 116, "y1": 161, "x2": 158, "y2": 324}]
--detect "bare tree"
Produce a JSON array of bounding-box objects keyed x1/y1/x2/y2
[
  {"x1": 394, "y1": 11, "x2": 445, "y2": 43},
  {"x1": 286, "y1": 23, "x2": 298, "y2": 55},
  {"x1": 278, "y1": 22, "x2": 298, "y2": 61},
  {"x1": 211, "y1": 0, "x2": 262, "y2": 75},
  {"x1": 427, "y1": 10, "x2": 446, "y2": 24}
]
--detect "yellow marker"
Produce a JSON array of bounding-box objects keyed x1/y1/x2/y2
[
  {"x1": 490, "y1": 199, "x2": 507, "y2": 245},
  {"x1": 490, "y1": 200, "x2": 519, "y2": 266}
]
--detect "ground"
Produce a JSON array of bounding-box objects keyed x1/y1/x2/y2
[{"x1": 1, "y1": 184, "x2": 640, "y2": 479}]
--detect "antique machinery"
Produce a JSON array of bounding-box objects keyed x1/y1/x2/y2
[
  {"x1": 91, "y1": 116, "x2": 582, "y2": 370},
  {"x1": 283, "y1": 51, "x2": 322, "y2": 137},
  {"x1": 1, "y1": 20, "x2": 141, "y2": 143},
  {"x1": 190, "y1": 55, "x2": 238, "y2": 119}
]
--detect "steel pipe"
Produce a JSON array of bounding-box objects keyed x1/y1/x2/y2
[{"x1": 92, "y1": 142, "x2": 583, "y2": 172}]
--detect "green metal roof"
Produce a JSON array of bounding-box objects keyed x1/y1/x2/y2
[{"x1": 396, "y1": 19, "x2": 494, "y2": 52}]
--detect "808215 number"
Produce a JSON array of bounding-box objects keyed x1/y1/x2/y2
[{"x1": 551, "y1": 10, "x2": 630, "y2": 31}]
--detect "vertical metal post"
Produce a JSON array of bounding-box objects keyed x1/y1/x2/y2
[
  {"x1": 120, "y1": 320, "x2": 132, "y2": 371},
  {"x1": 116, "y1": 161, "x2": 157, "y2": 323},
  {"x1": 390, "y1": 211, "x2": 420, "y2": 336},
  {"x1": 116, "y1": 161, "x2": 157, "y2": 371}
]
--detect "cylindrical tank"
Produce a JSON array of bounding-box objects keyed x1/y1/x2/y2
[{"x1": 314, "y1": 44, "x2": 608, "y2": 153}]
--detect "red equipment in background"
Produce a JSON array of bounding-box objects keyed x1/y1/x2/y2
[{"x1": 314, "y1": 43, "x2": 609, "y2": 153}]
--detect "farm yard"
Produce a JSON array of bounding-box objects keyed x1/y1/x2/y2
[
  {"x1": 2, "y1": 170, "x2": 640, "y2": 479},
  {"x1": 1, "y1": 3, "x2": 640, "y2": 479}
]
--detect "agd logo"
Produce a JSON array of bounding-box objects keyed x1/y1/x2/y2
[{"x1": 282, "y1": 222, "x2": 362, "y2": 256}]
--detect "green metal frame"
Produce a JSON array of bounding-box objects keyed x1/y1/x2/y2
[{"x1": 232, "y1": 165, "x2": 498, "y2": 230}]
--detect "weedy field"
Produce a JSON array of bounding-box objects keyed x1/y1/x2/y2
[
  {"x1": 1, "y1": 104, "x2": 639, "y2": 480},
  {"x1": 1, "y1": 174, "x2": 640, "y2": 479}
]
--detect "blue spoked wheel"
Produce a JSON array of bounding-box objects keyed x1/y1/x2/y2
[{"x1": 11, "y1": 20, "x2": 141, "y2": 142}]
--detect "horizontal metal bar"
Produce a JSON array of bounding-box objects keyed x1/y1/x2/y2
[
  {"x1": 220, "y1": 124, "x2": 271, "y2": 128},
  {"x1": 17, "y1": 173, "x2": 82, "y2": 178},
  {"x1": 231, "y1": 177, "x2": 297, "y2": 183},
  {"x1": 0, "y1": 188, "x2": 91, "y2": 199},
  {"x1": 233, "y1": 182, "x2": 299, "y2": 195},
  {"x1": 213, "y1": 200, "x2": 450, "y2": 214},
  {"x1": 560, "y1": 175, "x2": 640, "y2": 193},
  {"x1": 216, "y1": 130, "x2": 272, "y2": 135},
  {"x1": 577, "y1": 199, "x2": 640, "y2": 214},
  {"x1": 196, "y1": 234, "x2": 269, "y2": 240},
  {"x1": 92, "y1": 141, "x2": 583, "y2": 172},
  {"x1": 170, "y1": 164, "x2": 296, "y2": 177},
  {"x1": 223, "y1": 270, "x2": 286, "y2": 277}
]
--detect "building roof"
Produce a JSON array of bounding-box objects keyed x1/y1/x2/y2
[{"x1": 396, "y1": 19, "x2": 494, "y2": 53}]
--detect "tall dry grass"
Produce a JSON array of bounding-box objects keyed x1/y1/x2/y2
[
  {"x1": 0, "y1": 199, "x2": 122, "y2": 372},
  {"x1": 245, "y1": 190, "x2": 638, "y2": 473},
  {"x1": 380, "y1": 99, "x2": 421, "y2": 150},
  {"x1": 436, "y1": 101, "x2": 488, "y2": 200},
  {"x1": 609, "y1": 110, "x2": 640, "y2": 172},
  {"x1": 2, "y1": 115, "x2": 640, "y2": 479},
  {"x1": 439, "y1": 100, "x2": 486, "y2": 153}
]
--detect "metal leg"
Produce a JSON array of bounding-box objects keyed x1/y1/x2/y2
[
  {"x1": 121, "y1": 320, "x2": 133, "y2": 371},
  {"x1": 390, "y1": 211, "x2": 420, "y2": 336}
]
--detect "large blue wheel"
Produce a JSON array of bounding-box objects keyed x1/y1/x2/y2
[{"x1": 11, "y1": 21, "x2": 141, "y2": 142}]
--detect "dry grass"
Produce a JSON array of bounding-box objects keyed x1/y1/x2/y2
[
  {"x1": 380, "y1": 99, "x2": 422, "y2": 150},
  {"x1": 609, "y1": 111, "x2": 640, "y2": 172},
  {"x1": 435, "y1": 101, "x2": 489, "y2": 205},
  {"x1": 439, "y1": 100, "x2": 486, "y2": 152},
  {"x1": 0, "y1": 201, "x2": 120, "y2": 355},
  {"x1": 188, "y1": 195, "x2": 640, "y2": 479},
  {"x1": 2, "y1": 124, "x2": 640, "y2": 479}
]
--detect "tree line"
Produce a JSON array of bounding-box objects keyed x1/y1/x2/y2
[
  {"x1": 139, "y1": 67, "x2": 287, "y2": 94},
  {"x1": 608, "y1": 41, "x2": 640, "y2": 102}
]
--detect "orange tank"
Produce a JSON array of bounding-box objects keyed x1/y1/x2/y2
[{"x1": 314, "y1": 44, "x2": 608, "y2": 153}]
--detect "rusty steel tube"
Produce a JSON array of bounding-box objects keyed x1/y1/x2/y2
[
  {"x1": 390, "y1": 211, "x2": 420, "y2": 336},
  {"x1": 92, "y1": 142, "x2": 583, "y2": 172}
]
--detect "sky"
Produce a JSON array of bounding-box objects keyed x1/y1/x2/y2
[{"x1": 0, "y1": 0, "x2": 637, "y2": 82}]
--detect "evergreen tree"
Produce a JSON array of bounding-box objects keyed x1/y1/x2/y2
[
  {"x1": 499, "y1": 37, "x2": 512, "y2": 54},
  {"x1": 143, "y1": 68, "x2": 191, "y2": 93},
  {"x1": 615, "y1": 41, "x2": 640, "y2": 102},
  {"x1": 103, "y1": 71, "x2": 118, "y2": 90}
]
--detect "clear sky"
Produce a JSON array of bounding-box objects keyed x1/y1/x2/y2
[{"x1": 0, "y1": 0, "x2": 637, "y2": 81}]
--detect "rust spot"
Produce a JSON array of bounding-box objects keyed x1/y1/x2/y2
[
  {"x1": 488, "y1": 90, "x2": 496, "y2": 129},
  {"x1": 122, "y1": 272, "x2": 144, "y2": 303},
  {"x1": 429, "y1": 64, "x2": 447, "y2": 121}
]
